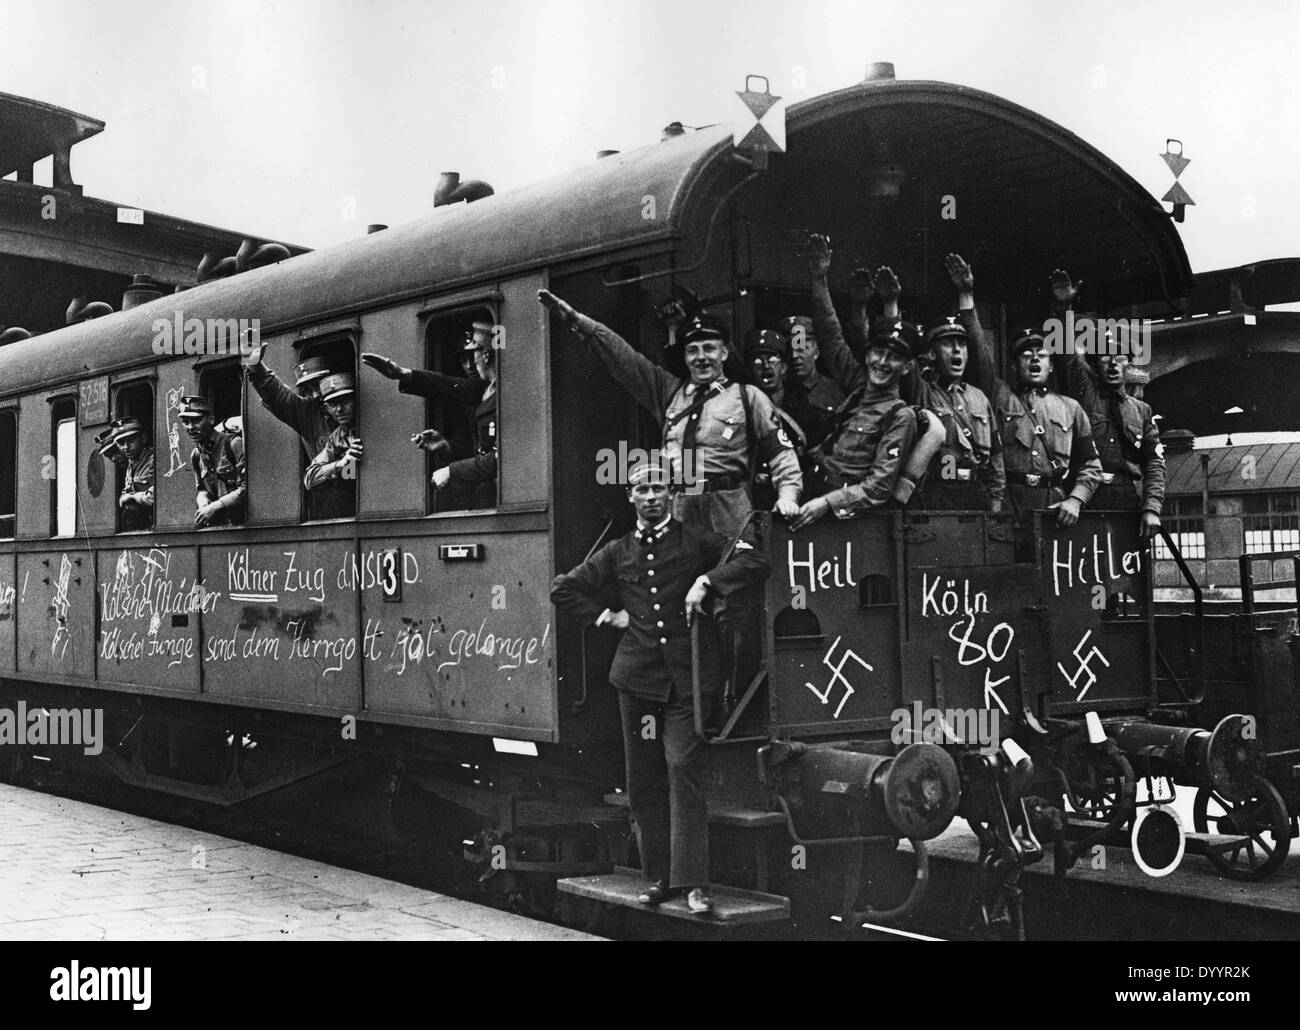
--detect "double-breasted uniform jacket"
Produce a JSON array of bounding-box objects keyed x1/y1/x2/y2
[
  {"x1": 1056, "y1": 351, "x2": 1165, "y2": 515},
  {"x1": 550, "y1": 518, "x2": 770, "y2": 702}
]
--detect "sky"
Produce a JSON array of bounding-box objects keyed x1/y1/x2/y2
[{"x1": 3, "y1": 0, "x2": 1299, "y2": 276}]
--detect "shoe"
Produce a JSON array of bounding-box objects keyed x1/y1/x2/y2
[
  {"x1": 638, "y1": 881, "x2": 672, "y2": 906},
  {"x1": 686, "y1": 887, "x2": 714, "y2": 915}
]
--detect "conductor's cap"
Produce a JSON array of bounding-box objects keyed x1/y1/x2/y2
[{"x1": 628, "y1": 461, "x2": 673, "y2": 487}]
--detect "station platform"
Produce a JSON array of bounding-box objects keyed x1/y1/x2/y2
[{"x1": 0, "y1": 784, "x2": 602, "y2": 941}]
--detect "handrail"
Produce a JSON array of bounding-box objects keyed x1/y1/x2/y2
[
  {"x1": 691, "y1": 508, "x2": 768, "y2": 744},
  {"x1": 572, "y1": 511, "x2": 616, "y2": 715},
  {"x1": 1156, "y1": 527, "x2": 1205, "y2": 706}
]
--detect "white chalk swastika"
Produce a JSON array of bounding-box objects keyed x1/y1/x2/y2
[
  {"x1": 805, "y1": 635, "x2": 871, "y2": 719},
  {"x1": 1057, "y1": 629, "x2": 1110, "y2": 701}
]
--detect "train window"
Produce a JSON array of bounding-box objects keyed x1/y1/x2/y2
[
  {"x1": 198, "y1": 362, "x2": 243, "y2": 425},
  {"x1": 50, "y1": 397, "x2": 76, "y2": 537},
  {"x1": 297, "y1": 336, "x2": 358, "y2": 521},
  {"x1": 0, "y1": 409, "x2": 15, "y2": 538},
  {"x1": 859, "y1": 573, "x2": 894, "y2": 607},
  {"x1": 774, "y1": 606, "x2": 822, "y2": 642},
  {"x1": 113, "y1": 382, "x2": 156, "y2": 532},
  {"x1": 421, "y1": 307, "x2": 498, "y2": 514}
]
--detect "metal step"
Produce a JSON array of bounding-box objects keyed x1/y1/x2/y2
[
  {"x1": 602, "y1": 791, "x2": 785, "y2": 829},
  {"x1": 557, "y1": 867, "x2": 791, "y2": 925}
]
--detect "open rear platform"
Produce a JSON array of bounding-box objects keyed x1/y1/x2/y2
[{"x1": 558, "y1": 867, "x2": 791, "y2": 926}]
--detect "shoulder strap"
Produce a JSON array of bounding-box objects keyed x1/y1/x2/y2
[{"x1": 738, "y1": 382, "x2": 758, "y2": 467}]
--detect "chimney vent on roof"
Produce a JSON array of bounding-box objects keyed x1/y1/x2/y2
[
  {"x1": 865, "y1": 61, "x2": 896, "y2": 82},
  {"x1": 1160, "y1": 429, "x2": 1195, "y2": 455}
]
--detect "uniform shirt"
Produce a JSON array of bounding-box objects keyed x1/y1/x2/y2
[
  {"x1": 302, "y1": 425, "x2": 358, "y2": 518},
  {"x1": 247, "y1": 364, "x2": 334, "y2": 457},
  {"x1": 402, "y1": 368, "x2": 498, "y2": 492},
  {"x1": 960, "y1": 309, "x2": 1101, "y2": 505},
  {"x1": 122, "y1": 447, "x2": 155, "y2": 514},
  {"x1": 118, "y1": 446, "x2": 155, "y2": 531},
  {"x1": 191, "y1": 430, "x2": 247, "y2": 519},
  {"x1": 783, "y1": 372, "x2": 844, "y2": 448},
  {"x1": 907, "y1": 372, "x2": 1006, "y2": 507},
  {"x1": 575, "y1": 318, "x2": 801, "y2": 497},
  {"x1": 399, "y1": 368, "x2": 484, "y2": 458},
  {"x1": 810, "y1": 279, "x2": 918, "y2": 516},
  {"x1": 1056, "y1": 352, "x2": 1165, "y2": 515},
  {"x1": 550, "y1": 517, "x2": 769, "y2": 702}
]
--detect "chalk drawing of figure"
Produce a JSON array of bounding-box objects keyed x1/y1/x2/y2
[
  {"x1": 50, "y1": 553, "x2": 73, "y2": 660},
  {"x1": 164, "y1": 386, "x2": 187, "y2": 477}
]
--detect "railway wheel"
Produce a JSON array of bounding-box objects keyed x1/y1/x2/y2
[
  {"x1": 1192, "y1": 778, "x2": 1291, "y2": 881},
  {"x1": 1071, "y1": 754, "x2": 1130, "y2": 823}
]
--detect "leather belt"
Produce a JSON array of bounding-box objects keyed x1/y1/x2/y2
[
  {"x1": 699, "y1": 471, "x2": 747, "y2": 494},
  {"x1": 1007, "y1": 470, "x2": 1065, "y2": 487}
]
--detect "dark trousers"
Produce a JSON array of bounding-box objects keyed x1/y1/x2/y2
[{"x1": 618, "y1": 685, "x2": 710, "y2": 889}]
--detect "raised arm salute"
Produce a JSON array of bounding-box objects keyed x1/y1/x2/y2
[
  {"x1": 538, "y1": 288, "x2": 801, "y2": 536},
  {"x1": 1047, "y1": 269, "x2": 1164, "y2": 539},
  {"x1": 944, "y1": 254, "x2": 1100, "y2": 528}
]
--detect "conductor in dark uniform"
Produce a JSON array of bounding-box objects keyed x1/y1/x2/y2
[{"x1": 550, "y1": 461, "x2": 770, "y2": 915}]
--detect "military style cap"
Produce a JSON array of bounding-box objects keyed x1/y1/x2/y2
[
  {"x1": 295, "y1": 354, "x2": 336, "y2": 387},
  {"x1": 463, "y1": 321, "x2": 495, "y2": 351},
  {"x1": 319, "y1": 372, "x2": 356, "y2": 402},
  {"x1": 867, "y1": 318, "x2": 921, "y2": 360},
  {"x1": 680, "y1": 314, "x2": 729, "y2": 346},
  {"x1": 94, "y1": 427, "x2": 122, "y2": 456},
  {"x1": 1010, "y1": 329, "x2": 1048, "y2": 358},
  {"x1": 924, "y1": 316, "x2": 969, "y2": 347},
  {"x1": 744, "y1": 328, "x2": 788, "y2": 362},
  {"x1": 177, "y1": 394, "x2": 213, "y2": 420},
  {"x1": 628, "y1": 461, "x2": 673, "y2": 487},
  {"x1": 110, "y1": 416, "x2": 145, "y2": 441}
]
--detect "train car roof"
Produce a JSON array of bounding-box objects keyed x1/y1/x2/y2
[{"x1": 0, "y1": 78, "x2": 1192, "y2": 394}]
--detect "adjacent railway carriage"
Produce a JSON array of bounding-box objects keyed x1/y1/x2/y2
[{"x1": 0, "y1": 74, "x2": 1290, "y2": 934}]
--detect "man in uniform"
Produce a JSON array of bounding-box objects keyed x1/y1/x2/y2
[
  {"x1": 908, "y1": 317, "x2": 1006, "y2": 511},
  {"x1": 550, "y1": 461, "x2": 769, "y2": 915},
  {"x1": 795, "y1": 234, "x2": 918, "y2": 529},
  {"x1": 111, "y1": 416, "x2": 155, "y2": 531},
  {"x1": 362, "y1": 321, "x2": 497, "y2": 510},
  {"x1": 303, "y1": 373, "x2": 362, "y2": 518},
  {"x1": 744, "y1": 328, "x2": 808, "y2": 510},
  {"x1": 944, "y1": 254, "x2": 1101, "y2": 528},
  {"x1": 242, "y1": 340, "x2": 342, "y2": 519},
  {"x1": 776, "y1": 314, "x2": 844, "y2": 448},
  {"x1": 538, "y1": 289, "x2": 801, "y2": 537},
  {"x1": 1047, "y1": 270, "x2": 1164, "y2": 538},
  {"x1": 179, "y1": 395, "x2": 247, "y2": 527}
]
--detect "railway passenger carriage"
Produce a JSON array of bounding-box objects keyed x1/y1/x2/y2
[{"x1": 0, "y1": 73, "x2": 1292, "y2": 935}]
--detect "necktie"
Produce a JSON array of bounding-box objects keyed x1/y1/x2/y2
[{"x1": 673, "y1": 382, "x2": 721, "y2": 458}]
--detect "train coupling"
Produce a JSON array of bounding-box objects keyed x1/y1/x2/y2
[{"x1": 759, "y1": 740, "x2": 960, "y2": 842}]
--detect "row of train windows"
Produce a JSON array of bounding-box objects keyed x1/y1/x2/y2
[{"x1": 0, "y1": 307, "x2": 498, "y2": 538}]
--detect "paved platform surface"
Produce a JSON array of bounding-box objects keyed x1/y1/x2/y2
[{"x1": 0, "y1": 784, "x2": 602, "y2": 941}]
